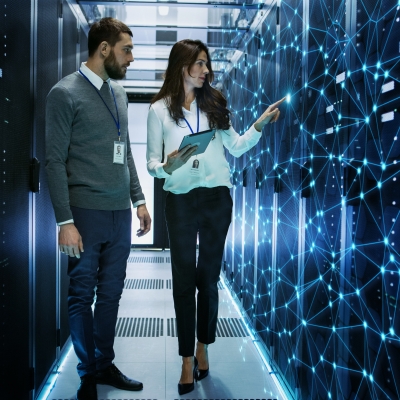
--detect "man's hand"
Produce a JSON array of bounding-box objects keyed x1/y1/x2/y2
[
  {"x1": 163, "y1": 144, "x2": 198, "y2": 175},
  {"x1": 136, "y1": 204, "x2": 152, "y2": 237},
  {"x1": 59, "y1": 223, "x2": 84, "y2": 258},
  {"x1": 254, "y1": 96, "x2": 286, "y2": 131}
]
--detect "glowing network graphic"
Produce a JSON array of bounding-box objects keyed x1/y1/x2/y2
[{"x1": 220, "y1": 0, "x2": 400, "y2": 399}]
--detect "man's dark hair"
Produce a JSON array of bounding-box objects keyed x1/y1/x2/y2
[{"x1": 88, "y1": 17, "x2": 132, "y2": 57}]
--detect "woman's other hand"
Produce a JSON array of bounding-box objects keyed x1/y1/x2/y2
[
  {"x1": 163, "y1": 144, "x2": 198, "y2": 174},
  {"x1": 254, "y1": 96, "x2": 286, "y2": 132}
]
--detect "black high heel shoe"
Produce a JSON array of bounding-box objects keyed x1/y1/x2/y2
[
  {"x1": 195, "y1": 345, "x2": 209, "y2": 381},
  {"x1": 177, "y1": 357, "x2": 198, "y2": 395},
  {"x1": 196, "y1": 366, "x2": 209, "y2": 381}
]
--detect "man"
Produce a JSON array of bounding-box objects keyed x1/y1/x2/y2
[{"x1": 45, "y1": 18, "x2": 151, "y2": 400}]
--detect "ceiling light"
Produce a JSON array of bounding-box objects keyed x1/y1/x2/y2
[{"x1": 158, "y1": 6, "x2": 169, "y2": 16}]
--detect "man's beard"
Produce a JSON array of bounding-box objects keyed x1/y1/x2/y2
[{"x1": 104, "y1": 50, "x2": 126, "y2": 80}]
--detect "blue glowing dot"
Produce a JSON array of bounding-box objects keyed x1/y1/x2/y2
[
  {"x1": 347, "y1": 70, "x2": 351, "y2": 77},
  {"x1": 356, "y1": 289, "x2": 360, "y2": 296},
  {"x1": 381, "y1": 333, "x2": 385, "y2": 341},
  {"x1": 360, "y1": 192, "x2": 364, "y2": 199},
  {"x1": 313, "y1": 134, "x2": 316, "y2": 139},
  {"x1": 390, "y1": 254, "x2": 394, "y2": 262},
  {"x1": 363, "y1": 370, "x2": 367, "y2": 377},
  {"x1": 370, "y1": 375, "x2": 373, "y2": 382},
  {"x1": 373, "y1": 104, "x2": 377, "y2": 112},
  {"x1": 329, "y1": 154, "x2": 333, "y2": 160},
  {"x1": 304, "y1": 82, "x2": 308, "y2": 88},
  {"x1": 328, "y1": 392, "x2": 332, "y2": 399},
  {"x1": 341, "y1": 82, "x2": 345, "y2": 88},
  {"x1": 340, "y1": 293, "x2": 343, "y2": 299},
  {"x1": 329, "y1": 301, "x2": 332, "y2": 307},
  {"x1": 377, "y1": 181, "x2": 382, "y2": 189},
  {"x1": 385, "y1": 70, "x2": 389, "y2": 77},
  {"x1": 377, "y1": 61, "x2": 381, "y2": 69},
  {"x1": 332, "y1": 263, "x2": 335, "y2": 269},
  {"x1": 390, "y1": 328, "x2": 395, "y2": 335},
  {"x1": 336, "y1": 126, "x2": 340, "y2": 133},
  {"x1": 374, "y1": 73, "x2": 378, "y2": 80},
  {"x1": 363, "y1": 64, "x2": 366, "y2": 71},
  {"x1": 325, "y1": 69, "x2": 328, "y2": 75},
  {"x1": 302, "y1": 320, "x2": 306, "y2": 326},
  {"x1": 338, "y1": 114, "x2": 342, "y2": 120},
  {"x1": 364, "y1": 321, "x2": 368, "y2": 328},
  {"x1": 310, "y1": 154, "x2": 313, "y2": 159},
  {"x1": 357, "y1": 168, "x2": 361, "y2": 174},
  {"x1": 286, "y1": 94, "x2": 291, "y2": 103},
  {"x1": 384, "y1": 238, "x2": 388, "y2": 245},
  {"x1": 328, "y1": 285, "x2": 332, "y2": 291},
  {"x1": 332, "y1": 251, "x2": 335, "y2": 258},
  {"x1": 312, "y1": 367, "x2": 315, "y2": 373},
  {"x1": 382, "y1": 163, "x2": 386, "y2": 170},
  {"x1": 365, "y1": 116, "x2": 370, "y2": 123},
  {"x1": 321, "y1": 89, "x2": 324, "y2": 95},
  {"x1": 381, "y1": 266, "x2": 386, "y2": 273},
  {"x1": 363, "y1": 158, "x2": 367, "y2": 165},
  {"x1": 320, "y1": 275, "x2": 322, "y2": 280},
  {"x1": 320, "y1": 355, "x2": 324, "y2": 361},
  {"x1": 352, "y1": 243, "x2": 356, "y2": 249}
]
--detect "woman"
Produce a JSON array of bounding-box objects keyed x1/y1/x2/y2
[{"x1": 146, "y1": 39, "x2": 285, "y2": 395}]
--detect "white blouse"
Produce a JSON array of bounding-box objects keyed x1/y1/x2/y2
[{"x1": 146, "y1": 98, "x2": 262, "y2": 194}]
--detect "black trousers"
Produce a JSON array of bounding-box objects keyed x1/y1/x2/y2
[{"x1": 165, "y1": 186, "x2": 232, "y2": 356}]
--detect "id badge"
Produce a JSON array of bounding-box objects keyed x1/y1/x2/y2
[
  {"x1": 113, "y1": 141, "x2": 125, "y2": 164},
  {"x1": 190, "y1": 158, "x2": 200, "y2": 176}
]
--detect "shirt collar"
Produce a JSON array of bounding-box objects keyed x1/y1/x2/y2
[
  {"x1": 183, "y1": 98, "x2": 197, "y2": 113},
  {"x1": 80, "y1": 62, "x2": 110, "y2": 91}
]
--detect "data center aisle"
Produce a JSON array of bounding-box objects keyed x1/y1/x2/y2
[{"x1": 46, "y1": 250, "x2": 284, "y2": 400}]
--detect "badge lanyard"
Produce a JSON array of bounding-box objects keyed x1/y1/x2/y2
[
  {"x1": 79, "y1": 69, "x2": 121, "y2": 140},
  {"x1": 183, "y1": 105, "x2": 200, "y2": 135},
  {"x1": 184, "y1": 105, "x2": 201, "y2": 175}
]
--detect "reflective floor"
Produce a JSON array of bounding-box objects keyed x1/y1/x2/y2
[{"x1": 43, "y1": 250, "x2": 284, "y2": 400}]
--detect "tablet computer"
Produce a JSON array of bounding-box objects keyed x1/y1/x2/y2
[{"x1": 178, "y1": 129, "x2": 216, "y2": 156}]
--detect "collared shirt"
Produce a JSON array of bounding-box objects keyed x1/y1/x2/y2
[
  {"x1": 58, "y1": 62, "x2": 145, "y2": 226},
  {"x1": 146, "y1": 98, "x2": 262, "y2": 194}
]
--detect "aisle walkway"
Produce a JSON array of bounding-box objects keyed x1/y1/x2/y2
[{"x1": 44, "y1": 250, "x2": 285, "y2": 400}]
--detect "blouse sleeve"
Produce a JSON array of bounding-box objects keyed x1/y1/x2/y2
[
  {"x1": 220, "y1": 122, "x2": 262, "y2": 157},
  {"x1": 146, "y1": 105, "x2": 170, "y2": 179}
]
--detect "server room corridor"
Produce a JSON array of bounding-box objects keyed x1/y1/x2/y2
[
  {"x1": 38, "y1": 250, "x2": 286, "y2": 400},
  {"x1": 2, "y1": 0, "x2": 400, "y2": 399}
]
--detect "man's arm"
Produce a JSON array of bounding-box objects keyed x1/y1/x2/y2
[
  {"x1": 45, "y1": 84, "x2": 83, "y2": 257},
  {"x1": 45, "y1": 84, "x2": 74, "y2": 223},
  {"x1": 126, "y1": 132, "x2": 152, "y2": 235}
]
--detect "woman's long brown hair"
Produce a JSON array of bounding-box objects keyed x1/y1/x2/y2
[{"x1": 151, "y1": 39, "x2": 231, "y2": 130}]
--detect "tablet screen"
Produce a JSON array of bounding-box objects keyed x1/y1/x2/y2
[{"x1": 178, "y1": 129, "x2": 216, "y2": 156}]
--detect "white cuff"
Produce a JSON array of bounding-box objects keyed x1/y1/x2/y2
[
  {"x1": 133, "y1": 200, "x2": 146, "y2": 208},
  {"x1": 58, "y1": 219, "x2": 74, "y2": 226}
]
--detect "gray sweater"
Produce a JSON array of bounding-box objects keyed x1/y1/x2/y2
[{"x1": 45, "y1": 71, "x2": 145, "y2": 223}]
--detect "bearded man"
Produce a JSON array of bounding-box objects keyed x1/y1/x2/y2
[{"x1": 45, "y1": 17, "x2": 151, "y2": 400}]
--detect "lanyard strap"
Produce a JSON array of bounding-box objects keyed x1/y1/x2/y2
[
  {"x1": 79, "y1": 69, "x2": 121, "y2": 139},
  {"x1": 183, "y1": 105, "x2": 200, "y2": 134}
]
